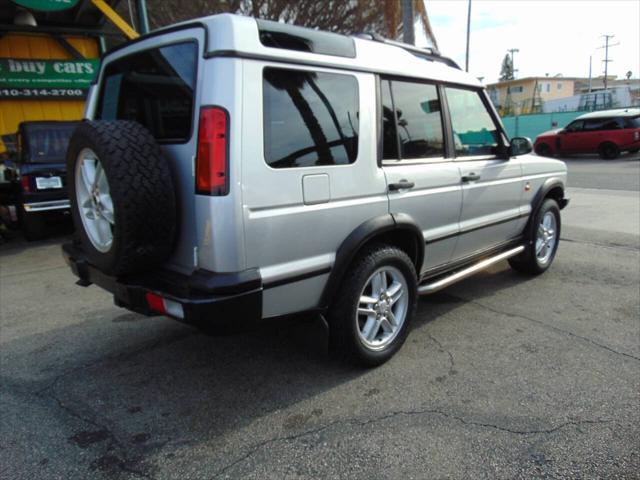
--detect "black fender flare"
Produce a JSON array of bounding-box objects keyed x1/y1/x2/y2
[
  {"x1": 522, "y1": 177, "x2": 568, "y2": 241},
  {"x1": 534, "y1": 177, "x2": 568, "y2": 211},
  {"x1": 320, "y1": 213, "x2": 424, "y2": 308}
]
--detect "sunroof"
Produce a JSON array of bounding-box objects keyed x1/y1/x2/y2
[{"x1": 257, "y1": 19, "x2": 356, "y2": 59}]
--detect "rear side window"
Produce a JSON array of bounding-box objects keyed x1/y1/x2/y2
[
  {"x1": 445, "y1": 87, "x2": 500, "y2": 157},
  {"x1": 97, "y1": 42, "x2": 197, "y2": 142},
  {"x1": 584, "y1": 118, "x2": 622, "y2": 131},
  {"x1": 381, "y1": 79, "x2": 444, "y2": 160},
  {"x1": 263, "y1": 67, "x2": 359, "y2": 168},
  {"x1": 624, "y1": 116, "x2": 640, "y2": 128}
]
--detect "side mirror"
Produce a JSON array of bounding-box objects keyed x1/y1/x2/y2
[{"x1": 509, "y1": 137, "x2": 533, "y2": 157}]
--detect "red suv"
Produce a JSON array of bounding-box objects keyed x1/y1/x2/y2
[{"x1": 535, "y1": 108, "x2": 640, "y2": 159}]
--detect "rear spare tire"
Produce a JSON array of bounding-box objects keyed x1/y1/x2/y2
[{"x1": 67, "y1": 121, "x2": 176, "y2": 275}]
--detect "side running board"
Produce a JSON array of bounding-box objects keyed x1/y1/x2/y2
[{"x1": 418, "y1": 245, "x2": 525, "y2": 295}]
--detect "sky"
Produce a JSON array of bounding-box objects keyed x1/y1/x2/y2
[{"x1": 417, "y1": 0, "x2": 640, "y2": 84}]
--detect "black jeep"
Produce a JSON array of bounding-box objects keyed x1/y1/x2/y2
[{"x1": 3, "y1": 121, "x2": 78, "y2": 240}]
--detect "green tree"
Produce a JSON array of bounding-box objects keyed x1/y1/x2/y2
[
  {"x1": 119, "y1": 0, "x2": 438, "y2": 47},
  {"x1": 500, "y1": 54, "x2": 514, "y2": 81}
]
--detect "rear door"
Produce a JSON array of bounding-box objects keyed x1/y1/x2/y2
[
  {"x1": 380, "y1": 78, "x2": 462, "y2": 273},
  {"x1": 445, "y1": 87, "x2": 524, "y2": 260},
  {"x1": 622, "y1": 115, "x2": 640, "y2": 147},
  {"x1": 242, "y1": 63, "x2": 388, "y2": 318},
  {"x1": 19, "y1": 123, "x2": 74, "y2": 204},
  {"x1": 92, "y1": 28, "x2": 205, "y2": 274}
]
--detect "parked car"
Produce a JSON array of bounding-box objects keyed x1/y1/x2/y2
[
  {"x1": 534, "y1": 108, "x2": 640, "y2": 159},
  {"x1": 62, "y1": 14, "x2": 569, "y2": 366},
  {"x1": 3, "y1": 121, "x2": 78, "y2": 240}
]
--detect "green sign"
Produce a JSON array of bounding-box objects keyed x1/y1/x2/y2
[
  {"x1": 0, "y1": 58, "x2": 98, "y2": 98},
  {"x1": 10, "y1": 0, "x2": 80, "y2": 12}
]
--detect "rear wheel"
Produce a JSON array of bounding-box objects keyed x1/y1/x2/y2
[
  {"x1": 509, "y1": 199, "x2": 560, "y2": 275},
  {"x1": 327, "y1": 244, "x2": 417, "y2": 366},
  {"x1": 598, "y1": 142, "x2": 620, "y2": 160}
]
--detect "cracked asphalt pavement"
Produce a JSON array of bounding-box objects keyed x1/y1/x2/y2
[{"x1": 1, "y1": 154, "x2": 639, "y2": 479}]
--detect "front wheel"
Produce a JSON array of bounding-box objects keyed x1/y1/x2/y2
[
  {"x1": 598, "y1": 142, "x2": 620, "y2": 160},
  {"x1": 327, "y1": 244, "x2": 417, "y2": 367},
  {"x1": 509, "y1": 199, "x2": 561, "y2": 275}
]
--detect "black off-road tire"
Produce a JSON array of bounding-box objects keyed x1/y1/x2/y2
[
  {"x1": 509, "y1": 198, "x2": 561, "y2": 275},
  {"x1": 18, "y1": 206, "x2": 47, "y2": 241},
  {"x1": 327, "y1": 244, "x2": 417, "y2": 367},
  {"x1": 67, "y1": 121, "x2": 177, "y2": 275},
  {"x1": 598, "y1": 142, "x2": 620, "y2": 160}
]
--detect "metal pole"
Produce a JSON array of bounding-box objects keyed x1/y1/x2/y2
[
  {"x1": 402, "y1": 0, "x2": 415, "y2": 45},
  {"x1": 465, "y1": 0, "x2": 471, "y2": 72},
  {"x1": 603, "y1": 36, "x2": 610, "y2": 92},
  {"x1": 588, "y1": 55, "x2": 592, "y2": 93},
  {"x1": 135, "y1": 0, "x2": 150, "y2": 35}
]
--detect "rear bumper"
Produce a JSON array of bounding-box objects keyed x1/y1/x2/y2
[
  {"x1": 23, "y1": 199, "x2": 70, "y2": 212},
  {"x1": 62, "y1": 243, "x2": 262, "y2": 325}
]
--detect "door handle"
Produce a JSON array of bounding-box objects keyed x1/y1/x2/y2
[
  {"x1": 388, "y1": 180, "x2": 415, "y2": 191},
  {"x1": 461, "y1": 173, "x2": 481, "y2": 182}
]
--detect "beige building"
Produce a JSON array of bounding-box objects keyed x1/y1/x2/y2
[{"x1": 487, "y1": 77, "x2": 579, "y2": 115}]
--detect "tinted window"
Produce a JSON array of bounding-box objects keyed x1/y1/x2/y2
[
  {"x1": 97, "y1": 42, "x2": 197, "y2": 142},
  {"x1": 565, "y1": 120, "x2": 583, "y2": 132},
  {"x1": 263, "y1": 68, "x2": 359, "y2": 168},
  {"x1": 446, "y1": 87, "x2": 500, "y2": 156},
  {"x1": 389, "y1": 81, "x2": 444, "y2": 159},
  {"x1": 23, "y1": 124, "x2": 77, "y2": 163},
  {"x1": 583, "y1": 118, "x2": 622, "y2": 131},
  {"x1": 624, "y1": 116, "x2": 640, "y2": 128},
  {"x1": 381, "y1": 80, "x2": 398, "y2": 159}
]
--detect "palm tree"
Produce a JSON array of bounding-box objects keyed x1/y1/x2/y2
[{"x1": 383, "y1": 0, "x2": 439, "y2": 49}]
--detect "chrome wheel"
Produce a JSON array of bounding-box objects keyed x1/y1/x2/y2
[
  {"x1": 536, "y1": 211, "x2": 557, "y2": 265},
  {"x1": 75, "y1": 148, "x2": 114, "y2": 253},
  {"x1": 356, "y1": 266, "x2": 409, "y2": 351}
]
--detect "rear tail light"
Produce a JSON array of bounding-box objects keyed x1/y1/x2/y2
[
  {"x1": 196, "y1": 106, "x2": 229, "y2": 196},
  {"x1": 634, "y1": 131, "x2": 639, "y2": 141},
  {"x1": 21, "y1": 174, "x2": 30, "y2": 193},
  {"x1": 145, "y1": 292, "x2": 184, "y2": 319}
]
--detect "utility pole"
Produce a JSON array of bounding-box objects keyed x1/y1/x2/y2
[
  {"x1": 402, "y1": 0, "x2": 415, "y2": 45},
  {"x1": 588, "y1": 55, "x2": 592, "y2": 93},
  {"x1": 598, "y1": 34, "x2": 620, "y2": 92},
  {"x1": 507, "y1": 48, "x2": 519, "y2": 79},
  {"x1": 465, "y1": 0, "x2": 472, "y2": 72}
]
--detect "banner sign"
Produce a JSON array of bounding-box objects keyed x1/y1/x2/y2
[
  {"x1": 10, "y1": 0, "x2": 80, "y2": 12},
  {"x1": 0, "y1": 58, "x2": 99, "y2": 98}
]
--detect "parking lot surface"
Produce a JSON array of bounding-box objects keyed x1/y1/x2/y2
[{"x1": 1, "y1": 153, "x2": 639, "y2": 479}]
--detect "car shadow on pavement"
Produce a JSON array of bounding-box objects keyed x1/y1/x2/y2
[{"x1": 3, "y1": 261, "x2": 536, "y2": 477}]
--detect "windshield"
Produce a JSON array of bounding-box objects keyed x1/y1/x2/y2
[{"x1": 23, "y1": 124, "x2": 77, "y2": 163}]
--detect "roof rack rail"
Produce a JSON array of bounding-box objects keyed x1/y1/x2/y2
[{"x1": 355, "y1": 32, "x2": 461, "y2": 70}]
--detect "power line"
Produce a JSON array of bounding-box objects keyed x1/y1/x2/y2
[{"x1": 597, "y1": 34, "x2": 620, "y2": 91}]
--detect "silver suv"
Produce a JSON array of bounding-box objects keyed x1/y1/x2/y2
[{"x1": 62, "y1": 14, "x2": 569, "y2": 366}]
